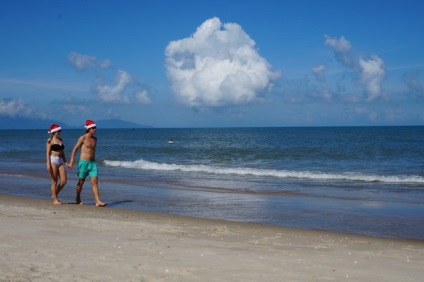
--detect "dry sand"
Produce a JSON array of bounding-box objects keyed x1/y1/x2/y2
[{"x1": 1, "y1": 194, "x2": 423, "y2": 281}]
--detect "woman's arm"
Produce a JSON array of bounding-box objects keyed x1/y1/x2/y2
[{"x1": 46, "y1": 139, "x2": 51, "y2": 171}]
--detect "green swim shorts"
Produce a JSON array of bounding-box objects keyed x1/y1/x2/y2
[{"x1": 77, "y1": 160, "x2": 98, "y2": 179}]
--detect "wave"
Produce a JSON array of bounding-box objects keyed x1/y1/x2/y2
[
  {"x1": 0, "y1": 173, "x2": 39, "y2": 178},
  {"x1": 103, "y1": 159, "x2": 424, "y2": 185}
]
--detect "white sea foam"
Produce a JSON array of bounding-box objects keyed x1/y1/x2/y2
[{"x1": 104, "y1": 159, "x2": 424, "y2": 185}]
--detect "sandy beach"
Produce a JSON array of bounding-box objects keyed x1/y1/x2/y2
[{"x1": 1, "y1": 194, "x2": 423, "y2": 281}]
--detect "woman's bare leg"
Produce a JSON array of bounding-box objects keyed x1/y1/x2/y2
[
  {"x1": 50, "y1": 165, "x2": 61, "y2": 205},
  {"x1": 56, "y1": 165, "x2": 67, "y2": 199}
]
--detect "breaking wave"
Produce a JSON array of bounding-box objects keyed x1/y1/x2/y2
[{"x1": 104, "y1": 159, "x2": 424, "y2": 185}]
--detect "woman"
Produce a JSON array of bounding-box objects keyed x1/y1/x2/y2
[{"x1": 46, "y1": 123, "x2": 68, "y2": 204}]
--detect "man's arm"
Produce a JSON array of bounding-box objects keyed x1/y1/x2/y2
[{"x1": 68, "y1": 135, "x2": 84, "y2": 169}]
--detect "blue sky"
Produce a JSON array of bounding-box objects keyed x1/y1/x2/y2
[{"x1": 1, "y1": 0, "x2": 423, "y2": 128}]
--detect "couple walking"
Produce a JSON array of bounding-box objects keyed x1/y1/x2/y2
[{"x1": 46, "y1": 120, "x2": 106, "y2": 207}]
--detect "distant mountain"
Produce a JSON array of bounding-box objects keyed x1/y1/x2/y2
[
  {"x1": 0, "y1": 116, "x2": 151, "y2": 130},
  {"x1": 95, "y1": 119, "x2": 152, "y2": 129},
  {"x1": 0, "y1": 116, "x2": 71, "y2": 130}
]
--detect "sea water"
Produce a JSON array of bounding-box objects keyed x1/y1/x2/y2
[{"x1": 0, "y1": 126, "x2": 423, "y2": 240}]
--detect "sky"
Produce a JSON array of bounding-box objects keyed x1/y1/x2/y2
[{"x1": 1, "y1": 0, "x2": 423, "y2": 128}]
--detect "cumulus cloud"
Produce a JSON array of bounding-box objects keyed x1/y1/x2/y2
[
  {"x1": 324, "y1": 35, "x2": 355, "y2": 68},
  {"x1": 165, "y1": 17, "x2": 280, "y2": 107},
  {"x1": 358, "y1": 55, "x2": 386, "y2": 101},
  {"x1": 0, "y1": 98, "x2": 33, "y2": 117},
  {"x1": 68, "y1": 52, "x2": 150, "y2": 104}
]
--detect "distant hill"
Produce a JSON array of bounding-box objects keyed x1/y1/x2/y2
[
  {"x1": 95, "y1": 119, "x2": 152, "y2": 129},
  {"x1": 0, "y1": 116, "x2": 72, "y2": 130},
  {"x1": 0, "y1": 116, "x2": 151, "y2": 130}
]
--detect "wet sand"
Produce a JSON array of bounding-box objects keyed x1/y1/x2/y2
[{"x1": 1, "y1": 194, "x2": 423, "y2": 281}]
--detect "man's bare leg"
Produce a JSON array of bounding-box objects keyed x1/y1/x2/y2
[
  {"x1": 76, "y1": 178, "x2": 85, "y2": 205},
  {"x1": 91, "y1": 177, "x2": 106, "y2": 207}
]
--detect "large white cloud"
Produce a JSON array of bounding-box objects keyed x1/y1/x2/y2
[
  {"x1": 358, "y1": 55, "x2": 386, "y2": 101},
  {"x1": 165, "y1": 17, "x2": 280, "y2": 107}
]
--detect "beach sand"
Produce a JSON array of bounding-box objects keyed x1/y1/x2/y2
[{"x1": 1, "y1": 194, "x2": 423, "y2": 281}]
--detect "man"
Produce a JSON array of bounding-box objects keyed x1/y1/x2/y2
[{"x1": 68, "y1": 120, "x2": 106, "y2": 207}]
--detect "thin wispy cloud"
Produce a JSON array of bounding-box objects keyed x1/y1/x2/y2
[
  {"x1": 405, "y1": 69, "x2": 424, "y2": 97},
  {"x1": 324, "y1": 35, "x2": 355, "y2": 69},
  {"x1": 0, "y1": 78, "x2": 86, "y2": 92},
  {"x1": 94, "y1": 70, "x2": 132, "y2": 104},
  {"x1": 312, "y1": 65, "x2": 326, "y2": 77},
  {"x1": 323, "y1": 35, "x2": 386, "y2": 102},
  {"x1": 136, "y1": 90, "x2": 151, "y2": 104},
  {"x1": 0, "y1": 98, "x2": 33, "y2": 117},
  {"x1": 68, "y1": 52, "x2": 150, "y2": 105},
  {"x1": 68, "y1": 52, "x2": 111, "y2": 71}
]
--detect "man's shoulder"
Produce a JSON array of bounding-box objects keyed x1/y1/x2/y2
[
  {"x1": 80, "y1": 133, "x2": 96, "y2": 141},
  {"x1": 77, "y1": 134, "x2": 88, "y2": 142}
]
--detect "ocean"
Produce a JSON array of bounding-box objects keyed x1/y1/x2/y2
[{"x1": 1, "y1": 126, "x2": 423, "y2": 240}]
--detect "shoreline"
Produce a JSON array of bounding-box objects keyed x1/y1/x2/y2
[{"x1": 1, "y1": 194, "x2": 424, "y2": 281}]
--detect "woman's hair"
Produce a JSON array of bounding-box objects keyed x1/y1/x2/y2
[{"x1": 47, "y1": 133, "x2": 55, "y2": 142}]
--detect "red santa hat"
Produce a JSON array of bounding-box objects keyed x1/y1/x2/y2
[
  {"x1": 48, "y1": 124, "x2": 62, "y2": 134},
  {"x1": 85, "y1": 119, "x2": 97, "y2": 129}
]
